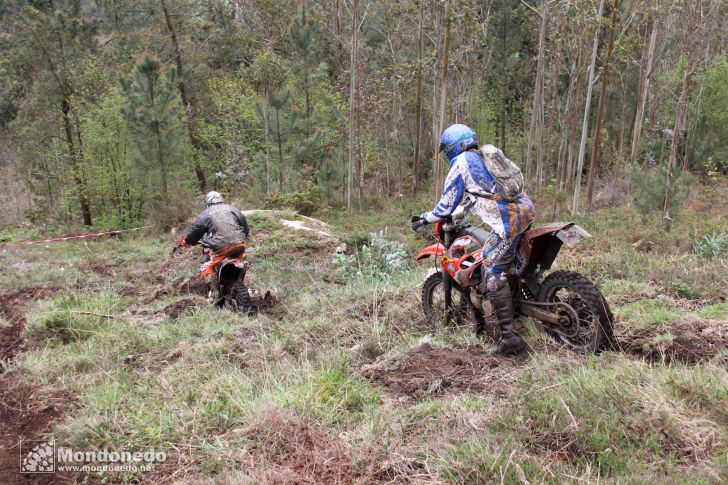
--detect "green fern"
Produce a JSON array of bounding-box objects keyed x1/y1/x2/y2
[{"x1": 693, "y1": 232, "x2": 727, "y2": 260}]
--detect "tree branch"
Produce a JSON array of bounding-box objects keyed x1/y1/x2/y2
[{"x1": 520, "y1": 0, "x2": 542, "y2": 18}]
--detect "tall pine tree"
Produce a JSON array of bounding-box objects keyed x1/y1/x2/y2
[{"x1": 120, "y1": 56, "x2": 183, "y2": 200}]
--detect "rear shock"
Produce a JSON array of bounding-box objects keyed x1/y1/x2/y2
[{"x1": 520, "y1": 285, "x2": 534, "y2": 300}]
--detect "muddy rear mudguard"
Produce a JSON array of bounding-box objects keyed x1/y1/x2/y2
[
  {"x1": 217, "y1": 259, "x2": 247, "y2": 304},
  {"x1": 520, "y1": 223, "x2": 592, "y2": 276}
]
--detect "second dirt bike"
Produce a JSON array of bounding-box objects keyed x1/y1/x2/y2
[
  {"x1": 415, "y1": 201, "x2": 614, "y2": 353},
  {"x1": 203, "y1": 243, "x2": 253, "y2": 314},
  {"x1": 174, "y1": 243, "x2": 254, "y2": 314}
]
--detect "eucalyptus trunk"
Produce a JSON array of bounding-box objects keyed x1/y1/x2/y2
[
  {"x1": 586, "y1": 0, "x2": 620, "y2": 209},
  {"x1": 630, "y1": 3, "x2": 658, "y2": 164},
  {"x1": 662, "y1": 66, "x2": 691, "y2": 220},
  {"x1": 434, "y1": 1, "x2": 451, "y2": 202},
  {"x1": 572, "y1": 0, "x2": 606, "y2": 215},
  {"x1": 413, "y1": 0, "x2": 425, "y2": 195},
  {"x1": 347, "y1": 0, "x2": 358, "y2": 213}
]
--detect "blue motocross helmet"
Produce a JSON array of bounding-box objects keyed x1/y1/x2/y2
[{"x1": 439, "y1": 124, "x2": 478, "y2": 164}]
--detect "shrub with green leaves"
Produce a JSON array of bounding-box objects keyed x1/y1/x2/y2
[
  {"x1": 333, "y1": 230, "x2": 408, "y2": 281},
  {"x1": 694, "y1": 232, "x2": 727, "y2": 260},
  {"x1": 263, "y1": 185, "x2": 322, "y2": 215},
  {"x1": 631, "y1": 164, "x2": 695, "y2": 218}
]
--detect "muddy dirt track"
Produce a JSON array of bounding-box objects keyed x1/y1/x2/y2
[
  {"x1": 0, "y1": 286, "x2": 75, "y2": 484},
  {"x1": 0, "y1": 286, "x2": 57, "y2": 362},
  {"x1": 0, "y1": 249, "x2": 284, "y2": 483}
]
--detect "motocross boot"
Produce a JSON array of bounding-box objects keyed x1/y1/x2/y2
[{"x1": 490, "y1": 282, "x2": 528, "y2": 356}]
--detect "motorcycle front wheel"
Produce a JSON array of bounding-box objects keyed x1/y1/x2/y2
[
  {"x1": 421, "y1": 271, "x2": 484, "y2": 331},
  {"x1": 536, "y1": 270, "x2": 614, "y2": 352}
]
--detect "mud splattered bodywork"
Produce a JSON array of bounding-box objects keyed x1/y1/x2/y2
[{"x1": 415, "y1": 214, "x2": 612, "y2": 353}]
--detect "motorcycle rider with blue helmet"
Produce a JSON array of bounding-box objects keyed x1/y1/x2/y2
[{"x1": 412, "y1": 124, "x2": 536, "y2": 356}]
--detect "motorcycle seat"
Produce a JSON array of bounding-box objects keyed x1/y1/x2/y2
[{"x1": 463, "y1": 226, "x2": 489, "y2": 245}]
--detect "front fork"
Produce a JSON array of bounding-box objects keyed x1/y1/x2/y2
[{"x1": 440, "y1": 232, "x2": 455, "y2": 327}]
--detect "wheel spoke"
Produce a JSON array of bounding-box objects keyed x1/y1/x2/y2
[{"x1": 547, "y1": 285, "x2": 598, "y2": 348}]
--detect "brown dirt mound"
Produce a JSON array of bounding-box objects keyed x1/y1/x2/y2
[
  {"x1": 241, "y1": 408, "x2": 396, "y2": 483},
  {"x1": 251, "y1": 291, "x2": 286, "y2": 318},
  {"x1": 618, "y1": 319, "x2": 728, "y2": 364},
  {"x1": 361, "y1": 343, "x2": 525, "y2": 401},
  {"x1": 161, "y1": 247, "x2": 200, "y2": 275},
  {"x1": 0, "y1": 286, "x2": 58, "y2": 363},
  {"x1": 162, "y1": 296, "x2": 208, "y2": 319},
  {"x1": 0, "y1": 375, "x2": 74, "y2": 484}
]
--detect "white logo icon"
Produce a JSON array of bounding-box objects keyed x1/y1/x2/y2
[{"x1": 20, "y1": 440, "x2": 55, "y2": 473}]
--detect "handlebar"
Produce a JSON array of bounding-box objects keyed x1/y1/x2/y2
[
  {"x1": 449, "y1": 205, "x2": 465, "y2": 221},
  {"x1": 443, "y1": 196, "x2": 475, "y2": 225}
]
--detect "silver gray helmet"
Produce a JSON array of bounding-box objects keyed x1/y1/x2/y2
[{"x1": 204, "y1": 191, "x2": 224, "y2": 208}]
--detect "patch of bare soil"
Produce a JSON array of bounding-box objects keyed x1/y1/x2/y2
[
  {"x1": 240, "y1": 408, "x2": 400, "y2": 483},
  {"x1": 362, "y1": 343, "x2": 526, "y2": 401},
  {"x1": 161, "y1": 296, "x2": 208, "y2": 319},
  {"x1": 251, "y1": 290, "x2": 286, "y2": 318},
  {"x1": 0, "y1": 286, "x2": 58, "y2": 363},
  {"x1": 618, "y1": 319, "x2": 728, "y2": 365},
  {"x1": 172, "y1": 277, "x2": 207, "y2": 297},
  {"x1": 0, "y1": 285, "x2": 74, "y2": 483},
  {"x1": 130, "y1": 247, "x2": 200, "y2": 297},
  {"x1": 88, "y1": 260, "x2": 116, "y2": 279},
  {"x1": 0, "y1": 376, "x2": 75, "y2": 484}
]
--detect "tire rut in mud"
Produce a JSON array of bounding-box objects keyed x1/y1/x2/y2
[
  {"x1": 0, "y1": 285, "x2": 74, "y2": 484},
  {"x1": 0, "y1": 285, "x2": 59, "y2": 362}
]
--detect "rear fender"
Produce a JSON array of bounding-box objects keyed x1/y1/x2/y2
[
  {"x1": 555, "y1": 224, "x2": 591, "y2": 248},
  {"x1": 523, "y1": 223, "x2": 591, "y2": 273},
  {"x1": 415, "y1": 243, "x2": 445, "y2": 261},
  {"x1": 218, "y1": 258, "x2": 246, "y2": 285}
]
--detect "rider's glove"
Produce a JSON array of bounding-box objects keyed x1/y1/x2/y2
[
  {"x1": 178, "y1": 236, "x2": 188, "y2": 247},
  {"x1": 410, "y1": 214, "x2": 428, "y2": 233}
]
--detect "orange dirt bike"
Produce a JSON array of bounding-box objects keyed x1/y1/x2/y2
[
  {"x1": 174, "y1": 242, "x2": 253, "y2": 314},
  {"x1": 414, "y1": 200, "x2": 614, "y2": 353}
]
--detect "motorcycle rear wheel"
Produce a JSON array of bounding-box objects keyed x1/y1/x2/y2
[
  {"x1": 536, "y1": 270, "x2": 614, "y2": 352},
  {"x1": 226, "y1": 280, "x2": 254, "y2": 315}
]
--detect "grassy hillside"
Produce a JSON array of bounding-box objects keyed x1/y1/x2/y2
[{"x1": 1, "y1": 188, "x2": 726, "y2": 484}]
